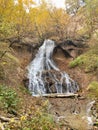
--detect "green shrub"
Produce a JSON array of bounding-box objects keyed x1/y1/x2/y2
[
  {"x1": 0, "y1": 85, "x2": 19, "y2": 109},
  {"x1": 70, "y1": 56, "x2": 84, "y2": 68},
  {"x1": 69, "y1": 47, "x2": 98, "y2": 73}
]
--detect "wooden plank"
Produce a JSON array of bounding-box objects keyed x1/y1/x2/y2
[{"x1": 34, "y1": 93, "x2": 78, "y2": 98}]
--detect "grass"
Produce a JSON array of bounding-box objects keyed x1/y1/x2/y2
[
  {"x1": 69, "y1": 46, "x2": 98, "y2": 73},
  {"x1": 87, "y1": 81, "x2": 98, "y2": 99}
]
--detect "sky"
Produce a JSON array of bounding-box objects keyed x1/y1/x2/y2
[{"x1": 34, "y1": 0, "x2": 66, "y2": 8}]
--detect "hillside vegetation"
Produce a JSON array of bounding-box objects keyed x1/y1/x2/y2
[{"x1": 0, "y1": 0, "x2": 98, "y2": 129}]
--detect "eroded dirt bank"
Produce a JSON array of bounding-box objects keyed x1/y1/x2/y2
[{"x1": 49, "y1": 97, "x2": 90, "y2": 130}]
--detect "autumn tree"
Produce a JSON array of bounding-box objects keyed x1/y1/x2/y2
[
  {"x1": 0, "y1": 0, "x2": 35, "y2": 39},
  {"x1": 0, "y1": 0, "x2": 70, "y2": 41},
  {"x1": 0, "y1": 0, "x2": 15, "y2": 38},
  {"x1": 83, "y1": 0, "x2": 98, "y2": 37},
  {"x1": 49, "y1": 8, "x2": 70, "y2": 39}
]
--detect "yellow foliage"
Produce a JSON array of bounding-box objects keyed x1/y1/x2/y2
[
  {"x1": 20, "y1": 115, "x2": 27, "y2": 121},
  {"x1": 10, "y1": 118, "x2": 15, "y2": 123},
  {"x1": 0, "y1": 0, "x2": 70, "y2": 39}
]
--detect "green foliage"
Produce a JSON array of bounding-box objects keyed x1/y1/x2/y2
[
  {"x1": 69, "y1": 47, "x2": 98, "y2": 72},
  {"x1": 69, "y1": 56, "x2": 83, "y2": 68},
  {"x1": 87, "y1": 81, "x2": 98, "y2": 98},
  {"x1": 0, "y1": 85, "x2": 19, "y2": 109}
]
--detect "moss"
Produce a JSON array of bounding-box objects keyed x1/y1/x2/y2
[
  {"x1": 69, "y1": 47, "x2": 98, "y2": 73},
  {"x1": 87, "y1": 81, "x2": 98, "y2": 98}
]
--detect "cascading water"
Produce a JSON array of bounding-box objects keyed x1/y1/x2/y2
[
  {"x1": 27, "y1": 39, "x2": 79, "y2": 96},
  {"x1": 87, "y1": 100, "x2": 95, "y2": 127}
]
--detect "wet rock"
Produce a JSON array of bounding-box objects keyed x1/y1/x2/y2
[
  {"x1": 49, "y1": 84, "x2": 57, "y2": 93},
  {"x1": 23, "y1": 78, "x2": 29, "y2": 89}
]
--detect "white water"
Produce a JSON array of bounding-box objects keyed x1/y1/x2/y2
[
  {"x1": 87, "y1": 100, "x2": 95, "y2": 128},
  {"x1": 27, "y1": 39, "x2": 79, "y2": 96}
]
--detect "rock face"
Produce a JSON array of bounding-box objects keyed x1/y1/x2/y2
[
  {"x1": 27, "y1": 40, "x2": 79, "y2": 96},
  {"x1": 23, "y1": 39, "x2": 84, "y2": 94},
  {"x1": 41, "y1": 70, "x2": 79, "y2": 94},
  {"x1": 56, "y1": 40, "x2": 83, "y2": 58}
]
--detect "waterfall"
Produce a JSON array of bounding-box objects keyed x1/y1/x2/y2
[
  {"x1": 27, "y1": 39, "x2": 79, "y2": 96},
  {"x1": 87, "y1": 100, "x2": 95, "y2": 127}
]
